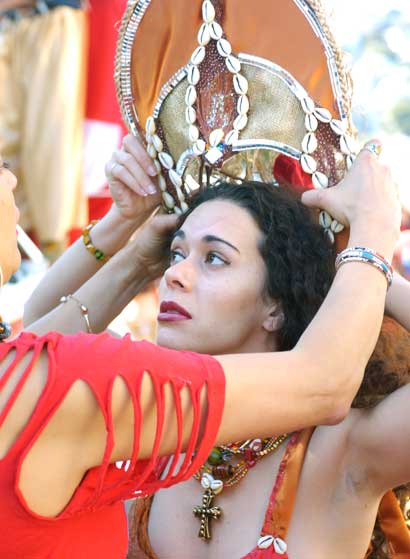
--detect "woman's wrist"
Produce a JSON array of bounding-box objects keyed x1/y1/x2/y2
[
  {"x1": 348, "y1": 221, "x2": 397, "y2": 264},
  {"x1": 106, "y1": 241, "x2": 155, "y2": 295},
  {"x1": 88, "y1": 205, "x2": 152, "y2": 257}
]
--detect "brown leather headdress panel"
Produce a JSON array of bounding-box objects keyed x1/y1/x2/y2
[{"x1": 116, "y1": 0, "x2": 355, "y2": 248}]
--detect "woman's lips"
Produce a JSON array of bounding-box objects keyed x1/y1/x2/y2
[{"x1": 158, "y1": 301, "x2": 192, "y2": 322}]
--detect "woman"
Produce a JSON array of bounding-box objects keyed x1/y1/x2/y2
[
  {"x1": 24, "y1": 134, "x2": 405, "y2": 558},
  {"x1": 0, "y1": 138, "x2": 399, "y2": 559},
  {"x1": 126, "y1": 181, "x2": 410, "y2": 559}
]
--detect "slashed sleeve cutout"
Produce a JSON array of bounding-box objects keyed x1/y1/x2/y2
[{"x1": 47, "y1": 333, "x2": 225, "y2": 511}]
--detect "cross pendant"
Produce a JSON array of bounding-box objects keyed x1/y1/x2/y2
[{"x1": 193, "y1": 489, "x2": 222, "y2": 540}]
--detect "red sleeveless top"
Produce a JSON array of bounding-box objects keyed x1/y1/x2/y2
[{"x1": 0, "y1": 331, "x2": 225, "y2": 559}]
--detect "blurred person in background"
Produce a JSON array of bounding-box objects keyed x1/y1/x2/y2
[{"x1": 0, "y1": 0, "x2": 87, "y2": 260}]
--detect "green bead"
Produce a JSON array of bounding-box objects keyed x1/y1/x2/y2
[
  {"x1": 207, "y1": 448, "x2": 223, "y2": 466},
  {"x1": 95, "y1": 250, "x2": 104, "y2": 261}
]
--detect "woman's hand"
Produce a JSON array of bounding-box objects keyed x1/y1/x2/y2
[
  {"x1": 130, "y1": 213, "x2": 180, "y2": 280},
  {"x1": 302, "y1": 140, "x2": 402, "y2": 244},
  {"x1": 105, "y1": 134, "x2": 162, "y2": 220}
]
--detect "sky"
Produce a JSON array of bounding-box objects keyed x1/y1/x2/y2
[{"x1": 325, "y1": 0, "x2": 410, "y2": 208}]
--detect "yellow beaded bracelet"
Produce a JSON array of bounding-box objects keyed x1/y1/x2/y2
[{"x1": 82, "y1": 220, "x2": 111, "y2": 264}]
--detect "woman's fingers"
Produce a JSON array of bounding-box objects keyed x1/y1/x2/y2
[
  {"x1": 112, "y1": 149, "x2": 157, "y2": 197},
  {"x1": 122, "y1": 134, "x2": 157, "y2": 178}
]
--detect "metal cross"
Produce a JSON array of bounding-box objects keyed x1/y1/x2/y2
[{"x1": 193, "y1": 489, "x2": 222, "y2": 540}]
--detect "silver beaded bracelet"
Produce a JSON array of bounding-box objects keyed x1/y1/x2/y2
[
  {"x1": 60, "y1": 295, "x2": 93, "y2": 333},
  {"x1": 335, "y1": 247, "x2": 393, "y2": 289}
]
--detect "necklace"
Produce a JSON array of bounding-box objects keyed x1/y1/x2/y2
[{"x1": 192, "y1": 434, "x2": 288, "y2": 540}]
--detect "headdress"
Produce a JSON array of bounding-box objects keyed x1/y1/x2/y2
[{"x1": 115, "y1": 0, "x2": 357, "y2": 246}]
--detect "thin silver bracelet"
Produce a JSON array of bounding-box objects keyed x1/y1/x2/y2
[{"x1": 60, "y1": 295, "x2": 93, "y2": 333}]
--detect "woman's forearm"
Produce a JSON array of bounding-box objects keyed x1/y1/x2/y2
[
  {"x1": 385, "y1": 271, "x2": 410, "y2": 331},
  {"x1": 24, "y1": 206, "x2": 150, "y2": 327},
  {"x1": 26, "y1": 241, "x2": 153, "y2": 336},
  {"x1": 215, "y1": 223, "x2": 397, "y2": 441}
]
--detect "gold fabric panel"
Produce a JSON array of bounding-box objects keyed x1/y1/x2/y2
[{"x1": 240, "y1": 64, "x2": 306, "y2": 149}]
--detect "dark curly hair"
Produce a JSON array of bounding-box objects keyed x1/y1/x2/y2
[{"x1": 179, "y1": 180, "x2": 336, "y2": 351}]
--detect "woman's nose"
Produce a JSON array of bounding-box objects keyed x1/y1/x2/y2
[{"x1": 164, "y1": 259, "x2": 194, "y2": 291}]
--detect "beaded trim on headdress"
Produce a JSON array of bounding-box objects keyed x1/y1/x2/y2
[{"x1": 115, "y1": 0, "x2": 357, "y2": 243}]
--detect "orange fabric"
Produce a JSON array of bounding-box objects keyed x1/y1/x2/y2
[
  {"x1": 378, "y1": 490, "x2": 410, "y2": 557},
  {"x1": 131, "y1": 0, "x2": 335, "y2": 127},
  {"x1": 263, "y1": 429, "x2": 314, "y2": 540}
]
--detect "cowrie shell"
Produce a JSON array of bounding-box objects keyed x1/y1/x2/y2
[
  {"x1": 193, "y1": 139, "x2": 206, "y2": 155},
  {"x1": 147, "y1": 144, "x2": 157, "y2": 159},
  {"x1": 305, "y1": 113, "x2": 318, "y2": 132},
  {"x1": 209, "y1": 20, "x2": 223, "y2": 40},
  {"x1": 257, "y1": 535, "x2": 274, "y2": 550},
  {"x1": 191, "y1": 45, "x2": 206, "y2": 66},
  {"x1": 185, "y1": 106, "x2": 197, "y2": 124},
  {"x1": 181, "y1": 201, "x2": 189, "y2": 213},
  {"x1": 189, "y1": 124, "x2": 200, "y2": 142},
  {"x1": 314, "y1": 107, "x2": 332, "y2": 123},
  {"x1": 233, "y1": 114, "x2": 248, "y2": 131},
  {"x1": 175, "y1": 186, "x2": 185, "y2": 202},
  {"x1": 198, "y1": 22, "x2": 211, "y2": 46},
  {"x1": 217, "y1": 38, "x2": 232, "y2": 57},
  {"x1": 158, "y1": 174, "x2": 167, "y2": 192},
  {"x1": 202, "y1": 0, "x2": 215, "y2": 23},
  {"x1": 319, "y1": 210, "x2": 332, "y2": 229},
  {"x1": 325, "y1": 228, "x2": 335, "y2": 244},
  {"x1": 226, "y1": 55, "x2": 241, "y2": 74},
  {"x1": 210, "y1": 480, "x2": 224, "y2": 495},
  {"x1": 169, "y1": 169, "x2": 183, "y2": 188},
  {"x1": 340, "y1": 134, "x2": 356, "y2": 155},
  {"x1": 312, "y1": 171, "x2": 329, "y2": 189},
  {"x1": 209, "y1": 128, "x2": 224, "y2": 147},
  {"x1": 346, "y1": 153, "x2": 356, "y2": 170},
  {"x1": 174, "y1": 206, "x2": 182, "y2": 216},
  {"x1": 330, "y1": 118, "x2": 348, "y2": 136},
  {"x1": 185, "y1": 85, "x2": 197, "y2": 106},
  {"x1": 300, "y1": 153, "x2": 317, "y2": 174},
  {"x1": 273, "y1": 538, "x2": 288, "y2": 555},
  {"x1": 201, "y1": 473, "x2": 214, "y2": 489},
  {"x1": 158, "y1": 152, "x2": 174, "y2": 170},
  {"x1": 162, "y1": 191, "x2": 175, "y2": 209},
  {"x1": 331, "y1": 220, "x2": 345, "y2": 233},
  {"x1": 302, "y1": 132, "x2": 318, "y2": 154},
  {"x1": 233, "y1": 73, "x2": 248, "y2": 95},
  {"x1": 152, "y1": 134, "x2": 163, "y2": 153},
  {"x1": 145, "y1": 116, "x2": 156, "y2": 135},
  {"x1": 225, "y1": 129, "x2": 239, "y2": 146},
  {"x1": 237, "y1": 95, "x2": 250, "y2": 115},
  {"x1": 301, "y1": 96, "x2": 315, "y2": 114},
  {"x1": 154, "y1": 159, "x2": 162, "y2": 174},
  {"x1": 187, "y1": 65, "x2": 200, "y2": 86}
]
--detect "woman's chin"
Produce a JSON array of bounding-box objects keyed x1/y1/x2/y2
[{"x1": 156, "y1": 325, "x2": 198, "y2": 352}]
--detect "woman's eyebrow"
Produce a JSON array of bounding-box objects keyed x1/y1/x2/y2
[
  {"x1": 203, "y1": 235, "x2": 240, "y2": 253},
  {"x1": 172, "y1": 230, "x2": 240, "y2": 253}
]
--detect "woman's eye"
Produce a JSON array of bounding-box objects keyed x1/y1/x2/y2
[
  {"x1": 170, "y1": 249, "x2": 185, "y2": 265},
  {"x1": 205, "y1": 252, "x2": 228, "y2": 266},
  {"x1": 0, "y1": 160, "x2": 10, "y2": 171}
]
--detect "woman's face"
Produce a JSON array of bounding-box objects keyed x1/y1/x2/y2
[
  {"x1": 157, "y1": 200, "x2": 278, "y2": 355},
  {"x1": 0, "y1": 158, "x2": 21, "y2": 282}
]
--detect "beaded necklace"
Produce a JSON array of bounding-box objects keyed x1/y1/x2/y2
[{"x1": 192, "y1": 434, "x2": 288, "y2": 541}]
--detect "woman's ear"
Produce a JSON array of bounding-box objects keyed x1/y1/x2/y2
[{"x1": 262, "y1": 303, "x2": 284, "y2": 333}]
